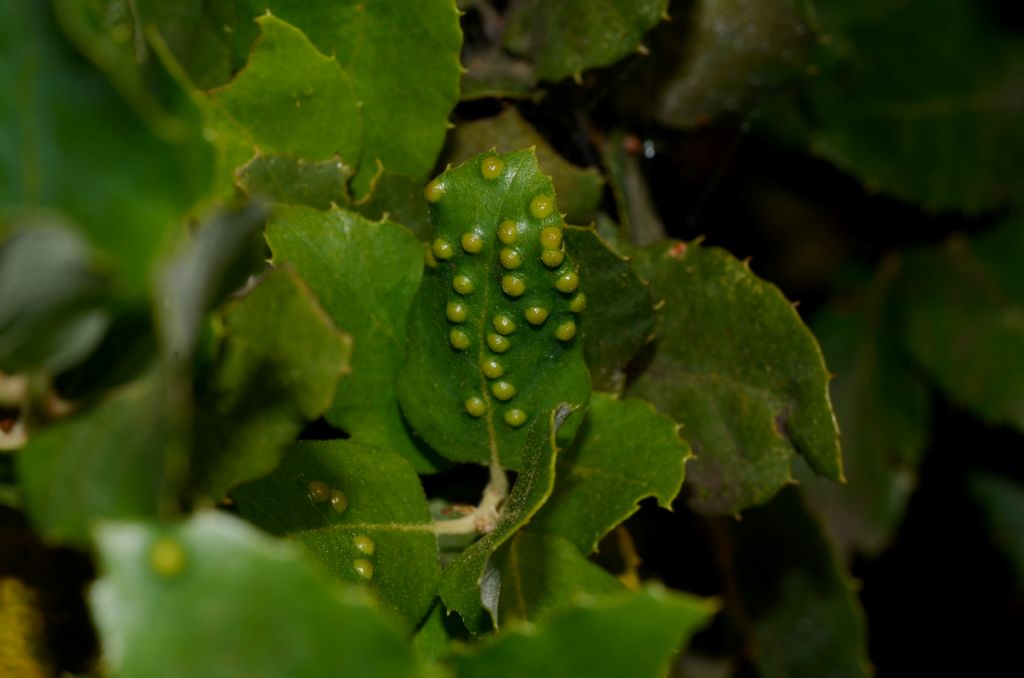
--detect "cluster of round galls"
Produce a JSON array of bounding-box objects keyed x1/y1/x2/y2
[
  {"x1": 309, "y1": 480, "x2": 376, "y2": 580},
  {"x1": 425, "y1": 155, "x2": 587, "y2": 430}
]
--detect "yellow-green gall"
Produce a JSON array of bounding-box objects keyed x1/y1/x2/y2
[
  {"x1": 493, "y1": 314, "x2": 516, "y2": 335},
  {"x1": 504, "y1": 409, "x2": 527, "y2": 428},
  {"x1": 481, "y1": 156, "x2": 504, "y2": 180},
  {"x1": 502, "y1": 275, "x2": 525, "y2": 297},
  {"x1": 424, "y1": 249, "x2": 439, "y2": 269},
  {"x1": 453, "y1": 275, "x2": 475, "y2": 295},
  {"x1": 555, "y1": 319, "x2": 577, "y2": 342},
  {"x1": 482, "y1": 358, "x2": 504, "y2": 379},
  {"x1": 569, "y1": 293, "x2": 587, "y2": 313},
  {"x1": 524, "y1": 306, "x2": 549, "y2": 325},
  {"x1": 353, "y1": 535, "x2": 376, "y2": 556},
  {"x1": 150, "y1": 537, "x2": 186, "y2": 578},
  {"x1": 530, "y1": 194, "x2": 554, "y2": 219},
  {"x1": 353, "y1": 559, "x2": 374, "y2": 579},
  {"x1": 541, "y1": 248, "x2": 565, "y2": 268},
  {"x1": 447, "y1": 301, "x2": 468, "y2": 323},
  {"x1": 424, "y1": 179, "x2": 444, "y2": 203},
  {"x1": 539, "y1": 226, "x2": 562, "y2": 250},
  {"x1": 308, "y1": 480, "x2": 330, "y2": 502},
  {"x1": 461, "y1": 231, "x2": 484, "y2": 254},
  {"x1": 491, "y1": 380, "x2": 516, "y2": 401},
  {"x1": 499, "y1": 248, "x2": 522, "y2": 270},
  {"x1": 464, "y1": 396, "x2": 486, "y2": 417},
  {"x1": 498, "y1": 220, "x2": 518, "y2": 245},
  {"x1": 330, "y1": 489, "x2": 348, "y2": 513},
  {"x1": 555, "y1": 270, "x2": 579, "y2": 293},
  {"x1": 450, "y1": 328, "x2": 471, "y2": 350},
  {"x1": 432, "y1": 238, "x2": 454, "y2": 260},
  {"x1": 487, "y1": 333, "x2": 510, "y2": 353}
]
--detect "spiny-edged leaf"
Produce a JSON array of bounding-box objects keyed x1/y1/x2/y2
[
  {"x1": 898, "y1": 220, "x2": 1024, "y2": 431},
  {"x1": 236, "y1": 154, "x2": 353, "y2": 210},
  {"x1": 503, "y1": 0, "x2": 668, "y2": 84},
  {"x1": 529, "y1": 394, "x2": 689, "y2": 554},
  {"x1": 0, "y1": 218, "x2": 110, "y2": 374},
  {"x1": 0, "y1": 2, "x2": 212, "y2": 295},
  {"x1": 969, "y1": 471, "x2": 1024, "y2": 586},
  {"x1": 355, "y1": 170, "x2": 434, "y2": 243},
  {"x1": 564, "y1": 226, "x2": 655, "y2": 392},
  {"x1": 446, "y1": 108, "x2": 604, "y2": 225},
  {"x1": 232, "y1": 0, "x2": 463, "y2": 193},
  {"x1": 490, "y1": 531, "x2": 622, "y2": 625},
  {"x1": 626, "y1": 240, "x2": 841, "y2": 516},
  {"x1": 206, "y1": 14, "x2": 362, "y2": 164},
  {"x1": 449, "y1": 586, "x2": 717, "y2": 678},
  {"x1": 17, "y1": 368, "x2": 173, "y2": 545},
  {"x1": 265, "y1": 205, "x2": 446, "y2": 472},
  {"x1": 800, "y1": 0, "x2": 1024, "y2": 212},
  {"x1": 728, "y1": 487, "x2": 871, "y2": 677},
  {"x1": 234, "y1": 440, "x2": 440, "y2": 629},
  {"x1": 90, "y1": 512, "x2": 418, "y2": 677},
  {"x1": 439, "y1": 405, "x2": 569, "y2": 633},
  {"x1": 413, "y1": 598, "x2": 466, "y2": 664},
  {"x1": 645, "y1": 0, "x2": 813, "y2": 128},
  {"x1": 398, "y1": 150, "x2": 591, "y2": 468},
  {"x1": 190, "y1": 268, "x2": 352, "y2": 500},
  {"x1": 799, "y1": 260, "x2": 929, "y2": 558}
]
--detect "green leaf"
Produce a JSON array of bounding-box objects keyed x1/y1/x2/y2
[
  {"x1": 206, "y1": 14, "x2": 363, "y2": 165},
  {"x1": 236, "y1": 153, "x2": 354, "y2": 210},
  {"x1": 800, "y1": 260, "x2": 929, "y2": 558},
  {"x1": 898, "y1": 221, "x2": 1024, "y2": 430},
  {"x1": 231, "y1": 0, "x2": 463, "y2": 193},
  {"x1": 90, "y1": 512, "x2": 418, "y2": 677},
  {"x1": 503, "y1": 0, "x2": 668, "y2": 84},
  {"x1": 563, "y1": 226, "x2": 656, "y2": 392},
  {"x1": 0, "y1": 2, "x2": 212, "y2": 294},
  {"x1": 398, "y1": 150, "x2": 591, "y2": 468},
  {"x1": 728, "y1": 487, "x2": 871, "y2": 677},
  {"x1": 449, "y1": 586, "x2": 717, "y2": 678},
  {"x1": 626, "y1": 240, "x2": 841, "y2": 516},
  {"x1": 0, "y1": 218, "x2": 111, "y2": 374},
  {"x1": 801, "y1": 0, "x2": 1024, "y2": 212},
  {"x1": 970, "y1": 471, "x2": 1024, "y2": 587},
  {"x1": 445, "y1": 108, "x2": 604, "y2": 225},
  {"x1": 439, "y1": 405, "x2": 569, "y2": 633},
  {"x1": 17, "y1": 368, "x2": 174, "y2": 545},
  {"x1": 265, "y1": 205, "x2": 445, "y2": 472},
  {"x1": 234, "y1": 440, "x2": 440, "y2": 629},
  {"x1": 489, "y1": 531, "x2": 623, "y2": 625},
  {"x1": 190, "y1": 268, "x2": 352, "y2": 500},
  {"x1": 413, "y1": 599, "x2": 460, "y2": 664},
  {"x1": 529, "y1": 393, "x2": 689, "y2": 554}
]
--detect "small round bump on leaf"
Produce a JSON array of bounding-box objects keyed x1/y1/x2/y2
[
  {"x1": 308, "y1": 480, "x2": 330, "y2": 502},
  {"x1": 524, "y1": 306, "x2": 549, "y2": 325},
  {"x1": 498, "y1": 220, "x2": 518, "y2": 245},
  {"x1": 450, "y1": 328, "x2": 471, "y2": 350},
  {"x1": 501, "y1": 275, "x2": 525, "y2": 297},
  {"x1": 499, "y1": 248, "x2": 522, "y2": 270},
  {"x1": 482, "y1": 358, "x2": 504, "y2": 379},
  {"x1": 432, "y1": 238, "x2": 454, "y2": 260},
  {"x1": 353, "y1": 559, "x2": 374, "y2": 579},
  {"x1": 481, "y1": 156, "x2": 505, "y2": 180},
  {"x1": 465, "y1": 396, "x2": 486, "y2": 417},
  {"x1": 150, "y1": 538, "x2": 186, "y2": 578},
  {"x1": 453, "y1": 275, "x2": 475, "y2": 295},
  {"x1": 555, "y1": 319, "x2": 577, "y2": 342},
  {"x1": 530, "y1": 194, "x2": 554, "y2": 219},
  {"x1": 353, "y1": 535, "x2": 376, "y2": 556},
  {"x1": 569, "y1": 292, "x2": 587, "y2": 313},
  {"x1": 424, "y1": 179, "x2": 444, "y2": 203},
  {"x1": 541, "y1": 248, "x2": 565, "y2": 268},
  {"x1": 555, "y1": 270, "x2": 579, "y2": 293},
  {"x1": 330, "y1": 489, "x2": 348, "y2": 513},
  {"x1": 446, "y1": 301, "x2": 468, "y2": 323},
  {"x1": 504, "y1": 409, "x2": 527, "y2": 428},
  {"x1": 424, "y1": 249, "x2": 439, "y2": 269},
  {"x1": 461, "y1": 231, "x2": 484, "y2": 254},
  {"x1": 539, "y1": 226, "x2": 562, "y2": 250},
  {"x1": 493, "y1": 314, "x2": 516, "y2": 335},
  {"x1": 491, "y1": 380, "x2": 516, "y2": 401},
  {"x1": 487, "y1": 333, "x2": 510, "y2": 353}
]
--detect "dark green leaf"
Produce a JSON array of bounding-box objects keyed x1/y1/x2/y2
[
  {"x1": 191, "y1": 268, "x2": 352, "y2": 500},
  {"x1": 564, "y1": 226, "x2": 655, "y2": 392},
  {"x1": 503, "y1": 0, "x2": 668, "y2": 84},
  {"x1": 236, "y1": 153, "x2": 353, "y2": 210},
  {"x1": 529, "y1": 393, "x2": 689, "y2": 554},
  {"x1": 439, "y1": 405, "x2": 569, "y2": 633},
  {"x1": 132, "y1": 0, "x2": 238, "y2": 90},
  {"x1": 626, "y1": 240, "x2": 841, "y2": 515},
  {"x1": 450, "y1": 586, "x2": 717, "y2": 678},
  {"x1": 446, "y1": 108, "x2": 604, "y2": 225},
  {"x1": 234, "y1": 440, "x2": 440, "y2": 628},
  {"x1": 266, "y1": 205, "x2": 445, "y2": 472},
  {"x1": 898, "y1": 221, "x2": 1024, "y2": 430},
  {"x1": 728, "y1": 487, "x2": 870, "y2": 678},
  {"x1": 970, "y1": 471, "x2": 1024, "y2": 587},
  {"x1": 90, "y1": 512, "x2": 418, "y2": 677},
  {"x1": 398, "y1": 150, "x2": 591, "y2": 468},
  {"x1": 0, "y1": 219, "x2": 111, "y2": 373},
  {"x1": 800, "y1": 259, "x2": 929, "y2": 558}
]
